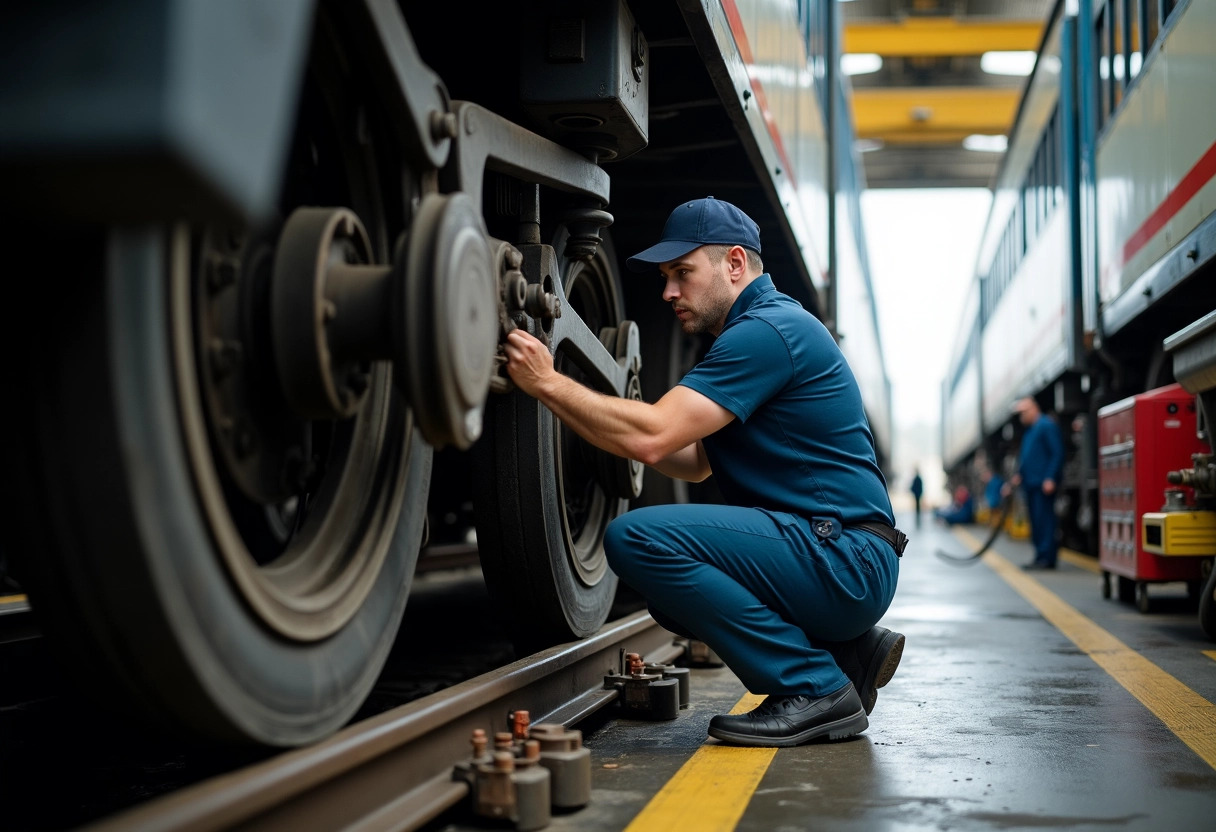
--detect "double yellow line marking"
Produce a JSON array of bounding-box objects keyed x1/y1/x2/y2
[{"x1": 623, "y1": 531, "x2": 1216, "y2": 832}]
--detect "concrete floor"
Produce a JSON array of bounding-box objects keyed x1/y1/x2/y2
[{"x1": 430, "y1": 511, "x2": 1216, "y2": 832}]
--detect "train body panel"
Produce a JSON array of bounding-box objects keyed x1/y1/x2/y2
[
  {"x1": 1095, "y1": 0, "x2": 1216, "y2": 331},
  {"x1": 941, "y1": 0, "x2": 1216, "y2": 637},
  {"x1": 834, "y1": 74, "x2": 893, "y2": 464},
  {"x1": 945, "y1": 0, "x2": 1076, "y2": 465},
  {"x1": 690, "y1": 0, "x2": 831, "y2": 303},
  {"x1": 0, "y1": 0, "x2": 892, "y2": 745},
  {"x1": 942, "y1": 281, "x2": 982, "y2": 474},
  {"x1": 980, "y1": 207, "x2": 1072, "y2": 431}
]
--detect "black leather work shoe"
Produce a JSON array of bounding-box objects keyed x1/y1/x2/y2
[
  {"x1": 707, "y1": 684, "x2": 868, "y2": 747},
  {"x1": 1022, "y1": 561, "x2": 1056, "y2": 571},
  {"x1": 827, "y1": 626, "x2": 905, "y2": 715}
]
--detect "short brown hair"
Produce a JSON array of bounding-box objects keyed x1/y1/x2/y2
[{"x1": 702, "y1": 244, "x2": 764, "y2": 273}]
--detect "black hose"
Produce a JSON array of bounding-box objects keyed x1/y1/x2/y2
[{"x1": 934, "y1": 490, "x2": 1014, "y2": 566}]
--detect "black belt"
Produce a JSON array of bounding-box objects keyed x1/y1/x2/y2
[{"x1": 854, "y1": 522, "x2": 908, "y2": 557}]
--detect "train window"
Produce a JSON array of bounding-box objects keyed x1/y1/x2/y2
[
  {"x1": 1111, "y1": 0, "x2": 1125, "y2": 110},
  {"x1": 1047, "y1": 116, "x2": 1056, "y2": 211},
  {"x1": 1141, "y1": 0, "x2": 1160, "y2": 56},
  {"x1": 1042, "y1": 128, "x2": 1051, "y2": 218},
  {"x1": 1095, "y1": 4, "x2": 1112, "y2": 129},
  {"x1": 1122, "y1": 0, "x2": 1139, "y2": 83}
]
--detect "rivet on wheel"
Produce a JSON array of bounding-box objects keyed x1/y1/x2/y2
[{"x1": 208, "y1": 339, "x2": 243, "y2": 378}]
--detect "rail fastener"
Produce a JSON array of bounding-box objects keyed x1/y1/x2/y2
[
  {"x1": 602, "y1": 651, "x2": 687, "y2": 720},
  {"x1": 453, "y1": 710, "x2": 592, "y2": 831}
]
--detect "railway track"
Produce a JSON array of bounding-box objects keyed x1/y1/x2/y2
[{"x1": 78, "y1": 610, "x2": 681, "y2": 832}]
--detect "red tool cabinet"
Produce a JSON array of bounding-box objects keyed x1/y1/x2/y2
[{"x1": 1097, "y1": 384, "x2": 1209, "y2": 611}]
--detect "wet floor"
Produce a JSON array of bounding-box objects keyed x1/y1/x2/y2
[{"x1": 430, "y1": 511, "x2": 1216, "y2": 832}]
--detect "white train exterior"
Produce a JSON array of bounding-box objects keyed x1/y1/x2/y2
[
  {"x1": 941, "y1": 0, "x2": 1216, "y2": 634},
  {"x1": 0, "y1": 0, "x2": 891, "y2": 746}
]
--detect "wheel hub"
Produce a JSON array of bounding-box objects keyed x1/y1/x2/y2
[
  {"x1": 396, "y1": 193, "x2": 500, "y2": 449},
  {"x1": 268, "y1": 196, "x2": 500, "y2": 450}
]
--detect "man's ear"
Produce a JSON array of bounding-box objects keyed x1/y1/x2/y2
[{"x1": 727, "y1": 245, "x2": 748, "y2": 279}]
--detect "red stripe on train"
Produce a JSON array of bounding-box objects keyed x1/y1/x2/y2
[
  {"x1": 719, "y1": 0, "x2": 796, "y2": 189},
  {"x1": 1122, "y1": 139, "x2": 1216, "y2": 266}
]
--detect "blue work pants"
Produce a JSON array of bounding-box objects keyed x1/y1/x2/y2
[
  {"x1": 604, "y1": 504, "x2": 899, "y2": 697},
  {"x1": 1024, "y1": 486, "x2": 1058, "y2": 566}
]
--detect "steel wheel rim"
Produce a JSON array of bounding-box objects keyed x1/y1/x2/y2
[
  {"x1": 555, "y1": 242, "x2": 624, "y2": 586},
  {"x1": 168, "y1": 17, "x2": 417, "y2": 642}
]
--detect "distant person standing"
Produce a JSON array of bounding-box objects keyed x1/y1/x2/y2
[
  {"x1": 909, "y1": 469, "x2": 924, "y2": 527},
  {"x1": 1004, "y1": 397, "x2": 1064, "y2": 570}
]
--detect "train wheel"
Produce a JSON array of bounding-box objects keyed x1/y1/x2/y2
[
  {"x1": 474, "y1": 231, "x2": 628, "y2": 651},
  {"x1": 6, "y1": 10, "x2": 431, "y2": 747}
]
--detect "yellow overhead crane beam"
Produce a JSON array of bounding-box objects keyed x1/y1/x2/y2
[
  {"x1": 851, "y1": 87, "x2": 1021, "y2": 142},
  {"x1": 844, "y1": 18, "x2": 1045, "y2": 56}
]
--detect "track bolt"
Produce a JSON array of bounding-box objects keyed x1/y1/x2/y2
[
  {"x1": 511, "y1": 709, "x2": 531, "y2": 741},
  {"x1": 471, "y1": 728, "x2": 488, "y2": 758},
  {"x1": 604, "y1": 651, "x2": 681, "y2": 720}
]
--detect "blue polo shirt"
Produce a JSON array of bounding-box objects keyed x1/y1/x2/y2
[
  {"x1": 1018, "y1": 414, "x2": 1064, "y2": 487},
  {"x1": 678, "y1": 275, "x2": 893, "y2": 526}
]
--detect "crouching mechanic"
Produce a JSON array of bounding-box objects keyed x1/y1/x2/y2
[{"x1": 502, "y1": 197, "x2": 906, "y2": 747}]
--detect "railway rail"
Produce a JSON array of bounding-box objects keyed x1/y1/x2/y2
[{"x1": 80, "y1": 611, "x2": 681, "y2": 832}]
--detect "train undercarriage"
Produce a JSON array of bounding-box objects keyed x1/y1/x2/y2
[{"x1": 0, "y1": 0, "x2": 729, "y2": 746}]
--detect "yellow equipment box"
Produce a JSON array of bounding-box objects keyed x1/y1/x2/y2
[{"x1": 1141, "y1": 511, "x2": 1216, "y2": 556}]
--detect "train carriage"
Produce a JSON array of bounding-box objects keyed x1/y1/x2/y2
[
  {"x1": 940, "y1": 0, "x2": 1216, "y2": 637},
  {"x1": 0, "y1": 0, "x2": 891, "y2": 746}
]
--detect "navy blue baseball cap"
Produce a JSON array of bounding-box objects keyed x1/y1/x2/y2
[{"x1": 625, "y1": 197, "x2": 761, "y2": 272}]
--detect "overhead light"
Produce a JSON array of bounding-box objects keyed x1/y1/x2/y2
[
  {"x1": 841, "y1": 53, "x2": 883, "y2": 76},
  {"x1": 980, "y1": 51, "x2": 1037, "y2": 76},
  {"x1": 854, "y1": 138, "x2": 885, "y2": 153},
  {"x1": 963, "y1": 134, "x2": 1008, "y2": 152}
]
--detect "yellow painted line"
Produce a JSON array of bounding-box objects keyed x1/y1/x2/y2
[
  {"x1": 0, "y1": 594, "x2": 27, "y2": 605},
  {"x1": 956, "y1": 527, "x2": 1216, "y2": 770},
  {"x1": 625, "y1": 693, "x2": 773, "y2": 832},
  {"x1": 1203, "y1": 651, "x2": 1216, "y2": 663},
  {"x1": 1060, "y1": 548, "x2": 1100, "y2": 574}
]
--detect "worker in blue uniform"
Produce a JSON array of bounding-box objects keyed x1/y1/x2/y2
[
  {"x1": 503, "y1": 197, "x2": 905, "y2": 747},
  {"x1": 1006, "y1": 396, "x2": 1064, "y2": 570}
]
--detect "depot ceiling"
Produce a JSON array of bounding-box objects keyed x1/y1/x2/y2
[{"x1": 841, "y1": 0, "x2": 1055, "y2": 189}]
